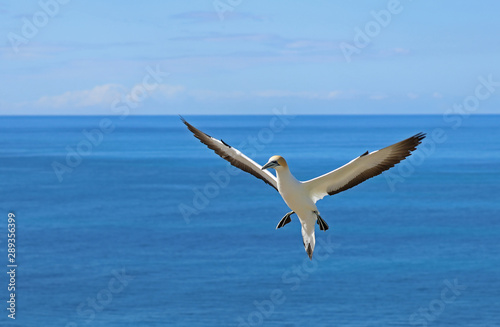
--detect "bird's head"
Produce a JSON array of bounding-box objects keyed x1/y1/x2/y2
[{"x1": 262, "y1": 155, "x2": 287, "y2": 171}]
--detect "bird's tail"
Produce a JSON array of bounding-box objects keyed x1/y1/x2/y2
[{"x1": 302, "y1": 227, "x2": 316, "y2": 260}]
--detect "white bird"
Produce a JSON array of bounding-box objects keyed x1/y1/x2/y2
[{"x1": 182, "y1": 117, "x2": 425, "y2": 259}]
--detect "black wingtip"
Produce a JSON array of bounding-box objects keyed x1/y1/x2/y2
[
  {"x1": 180, "y1": 116, "x2": 195, "y2": 131},
  {"x1": 307, "y1": 244, "x2": 313, "y2": 260},
  {"x1": 180, "y1": 117, "x2": 213, "y2": 139},
  {"x1": 414, "y1": 132, "x2": 426, "y2": 142}
]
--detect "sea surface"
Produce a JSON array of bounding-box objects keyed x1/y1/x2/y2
[{"x1": 0, "y1": 115, "x2": 499, "y2": 327}]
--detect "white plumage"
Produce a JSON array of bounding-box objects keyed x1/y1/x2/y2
[{"x1": 182, "y1": 117, "x2": 425, "y2": 259}]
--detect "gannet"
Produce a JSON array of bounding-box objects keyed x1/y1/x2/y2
[{"x1": 181, "y1": 117, "x2": 425, "y2": 259}]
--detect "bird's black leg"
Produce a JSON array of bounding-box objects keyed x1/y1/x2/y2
[
  {"x1": 313, "y1": 211, "x2": 329, "y2": 231},
  {"x1": 276, "y1": 211, "x2": 294, "y2": 229}
]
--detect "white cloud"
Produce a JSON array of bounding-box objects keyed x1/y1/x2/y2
[
  {"x1": 188, "y1": 89, "x2": 245, "y2": 100},
  {"x1": 326, "y1": 90, "x2": 343, "y2": 99},
  {"x1": 285, "y1": 40, "x2": 337, "y2": 50},
  {"x1": 33, "y1": 84, "x2": 357, "y2": 111},
  {"x1": 36, "y1": 84, "x2": 127, "y2": 108},
  {"x1": 393, "y1": 48, "x2": 410, "y2": 54},
  {"x1": 253, "y1": 90, "x2": 347, "y2": 99},
  {"x1": 35, "y1": 83, "x2": 186, "y2": 109},
  {"x1": 407, "y1": 92, "x2": 419, "y2": 99},
  {"x1": 379, "y1": 47, "x2": 411, "y2": 57},
  {"x1": 188, "y1": 89, "x2": 327, "y2": 100},
  {"x1": 253, "y1": 90, "x2": 294, "y2": 98},
  {"x1": 170, "y1": 11, "x2": 265, "y2": 23},
  {"x1": 154, "y1": 84, "x2": 186, "y2": 99},
  {"x1": 369, "y1": 94, "x2": 388, "y2": 100}
]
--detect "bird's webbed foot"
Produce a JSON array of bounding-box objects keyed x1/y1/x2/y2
[
  {"x1": 276, "y1": 211, "x2": 294, "y2": 229},
  {"x1": 314, "y1": 211, "x2": 329, "y2": 231}
]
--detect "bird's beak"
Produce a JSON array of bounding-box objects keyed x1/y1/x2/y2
[{"x1": 261, "y1": 162, "x2": 277, "y2": 170}]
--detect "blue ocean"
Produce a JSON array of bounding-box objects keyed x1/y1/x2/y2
[{"x1": 0, "y1": 115, "x2": 499, "y2": 327}]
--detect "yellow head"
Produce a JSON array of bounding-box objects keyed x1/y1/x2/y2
[{"x1": 261, "y1": 155, "x2": 288, "y2": 170}]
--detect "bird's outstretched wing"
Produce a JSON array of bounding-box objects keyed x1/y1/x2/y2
[
  {"x1": 304, "y1": 133, "x2": 425, "y2": 202},
  {"x1": 181, "y1": 117, "x2": 278, "y2": 191}
]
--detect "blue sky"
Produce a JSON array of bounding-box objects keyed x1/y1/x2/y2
[{"x1": 2, "y1": 0, "x2": 500, "y2": 115}]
